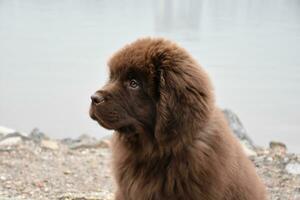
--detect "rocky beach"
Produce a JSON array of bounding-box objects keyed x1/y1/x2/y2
[{"x1": 0, "y1": 110, "x2": 300, "y2": 200}]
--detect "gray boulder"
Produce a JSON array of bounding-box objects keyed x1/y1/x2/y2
[
  {"x1": 29, "y1": 128, "x2": 48, "y2": 143},
  {"x1": 0, "y1": 132, "x2": 27, "y2": 148},
  {"x1": 222, "y1": 109, "x2": 255, "y2": 150}
]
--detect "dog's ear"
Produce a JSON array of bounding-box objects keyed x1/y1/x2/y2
[
  {"x1": 154, "y1": 68, "x2": 179, "y2": 144},
  {"x1": 153, "y1": 52, "x2": 214, "y2": 145}
]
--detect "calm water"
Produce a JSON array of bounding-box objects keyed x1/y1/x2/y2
[{"x1": 0, "y1": 0, "x2": 300, "y2": 152}]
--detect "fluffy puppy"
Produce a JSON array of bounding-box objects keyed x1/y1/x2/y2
[{"x1": 90, "y1": 38, "x2": 267, "y2": 200}]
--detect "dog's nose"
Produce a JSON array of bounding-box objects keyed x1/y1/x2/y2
[{"x1": 91, "y1": 93, "x2": 105, "y2": 105}]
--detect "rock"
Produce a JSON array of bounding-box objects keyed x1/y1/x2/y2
[
  {"x1": 0, "y1": 126, "x2": 16, "y2": 135},
  {"x1": 0, "y1": 126, "x2": 28, "y2": 140},
  {"x1": 97, "y1": 139, "x2": 110, "y2": 148},
  {"x1": 29, "y1": 128, "x2": 48, "y2": 143},
  {"x1": 0, "y1": 136, "x2": 22, "y2": 146},
  {"x1": 241, "y1": 142, "x2": 257, "y2": 157},
  {"x1": 41, "y1": 139, "x2": 59, "y2": 150},
  {"x1": 269, "y1": 141, "x2": 287, "y2": 156},
  {"x1": 63, "y1": 170, "x2": 73, "y2": 175},
  {"x1": 269, "y1": 141, "x2": 286, "y2": 149},
  {"x1": 285, "y1": 162, "x2": 300, "y2": 175},
  {"x1": 266, "y1": 157, "x2": 273, "y2": 162},
  {"x1": 61, "y1": 138, "x2": 77, "y2": 146},
  {"x1": 68, "y1": 134, "x2": 104, "y2": 149},
  {"x1": 2, "y1": 132, "x2": 28, "y2": 140},
  {"x1": 222, "y1": 109, "x2": 255, "y2": 149},
  {"x1": 58, "y1": 191, "x2": 114, "y2": 200},
  {"x1": 78, "y1": 134, "x2": 96, "y2": 143}
]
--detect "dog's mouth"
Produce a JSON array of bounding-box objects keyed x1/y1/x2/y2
[
  {"x1": 92, "y1": 114, "x2": 115, "y2": 130},
  {"x1": 89, "y1": 103, "x2": 142, "y2": 134},
  {"x1": 89, "y1": 106, "x2": 124, "y2": 130},
  {"x1": 89, "y1": 110, "x2": 98, "y2": 121}
]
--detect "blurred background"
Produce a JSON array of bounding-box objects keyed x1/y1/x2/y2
[{"x1": 0, "y1": 0, "x2": 299, "y2": 152}]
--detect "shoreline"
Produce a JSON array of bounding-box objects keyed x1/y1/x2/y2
[{"x1": 1, "y1": 109, "x2": 300, "y2": 199}]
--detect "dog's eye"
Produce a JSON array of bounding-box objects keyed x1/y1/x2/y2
[{"x1": 129, "y1": 79, "x2": 139, "y2": 89}]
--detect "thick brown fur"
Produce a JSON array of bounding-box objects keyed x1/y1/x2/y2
[{"x1": 90, "y1": 38, "x2": 267, "y2": 200}]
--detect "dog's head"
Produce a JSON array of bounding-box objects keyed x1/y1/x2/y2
[{"x1": 90, "y1": 38, "x2": 214, "y2": 144}]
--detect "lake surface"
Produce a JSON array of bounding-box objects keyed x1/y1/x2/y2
[{"x1": 1, "y1": 0, "x2": 300, "y2": 152}]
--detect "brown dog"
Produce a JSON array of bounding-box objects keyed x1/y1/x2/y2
[{"x1": 90, "y1": 38, "x2": 267, "y2": 200}]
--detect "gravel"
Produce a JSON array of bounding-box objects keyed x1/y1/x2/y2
[
  {"x1": 0, "y1": 135, "x2": 299, "y2": 200},
  {"x1": 0, "y1": 138, "x2": 114, "y2": 200},
  {"x1": 1, "y1": 111, "x2": 300, "y2": 200}
]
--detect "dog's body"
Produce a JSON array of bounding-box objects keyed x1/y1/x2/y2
[
  {"x1": 111, "y1": 108, "x2": 265, "y2": 200},
  {"x1": 90, "y1": 38, "x2": 267, "y2": 200}
]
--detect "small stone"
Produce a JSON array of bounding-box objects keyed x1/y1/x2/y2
[
  {"x1": 283, "y1": 157, "x2": 290, "y2": 164},
  {"x1": 222, "y1": 109, "x2": 255, "y2": 149},
  {"x1": 44, "y1": 187, "x2": 49, "y2": 192},
  {"x1": 0, "y1": 126, "x2": 16, "y2": 135},
  {"x1": 0, "y1": 136, "x2": 22, "y2": 146},
  {"x1": 0, "y1": 176, "x2": 6, "y2": 181},
  {"x1": 97, "y1": 139, "x2": 110, "y2": 148},
  {"x1": 33, "y1": 180, "x2": 44, "y2": 188},
  {"x1": 61, "y1": 138, "x2": 76, "y2": 146},
  {"x1": 266, "y1": 157, "x2": 273, "y2": 162},
  {"x1": 270, "y1": 141, "x2": 287, "y2": 155},
  {"x1": 241, "y1": 142, "x2": 257, "y2": 157},
  {"x1": 69, "y1": 134, "x2": 102, "y2": 149},
  {"x1": 29, "y1": 128, "x2": 48, "y2": 143},
  {"x1": 41, "y1": 139, "x2": 59, "y2": 150},
  {"x1": 78, "y1": 134, "x2": 95, "y2": 142},
  {"x1": 58, "y1": 191, "x2": 114, "y2": 200},
  {"x1": 63, "y1": 170, "x2": 72, "y2": 175},
  {"x1": 285, "y1": 162, "x2": 300, "y2": 175}
]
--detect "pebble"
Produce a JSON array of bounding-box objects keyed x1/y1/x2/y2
[
  {"x1": 97, "y1": 140, "x2": 110, "y2": 148},
  {"x1": 222, "y1": 109, "x2": 255, "y2": 149},
  {"x1": 68, "y1": 135, "x2": 108, "y2": 149},
  {"x1": 286, "y1": 162, "x2": 300, "y2": 175},
  {"x1": 58, "y1": 192, "x2": 114, "y2": 200},
  {"x1": 0, "y1": 115, "x2": 300, "y2": 200},
  {"x1": 63, "y1": 170, "x2": 72, "y2": 175},
  {"x1": 41, "y1": 140, "x2": 59, "y2": 150},
  {"x1": 270, "y1": 141, "x2": 287, "y2": 156},
  {"x1": 29, "y1": 128, "x2": 48, "y2": 143},
  {"x1": 241, "y1": 142, "x2": 257, "y2": 157},
  {"x1": 266, "y1": 157, "x2": 273, "y2": 162},
  {"x1": 0, "y1": 126, "x2": 16, "y2": 135},
  {"x1": 0, "y1": 136, "x2": 22, "y2": 146}
]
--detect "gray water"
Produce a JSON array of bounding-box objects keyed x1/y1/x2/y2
[{"x1": 1, "y1": 0, "x2": 300, "y2": 152}]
